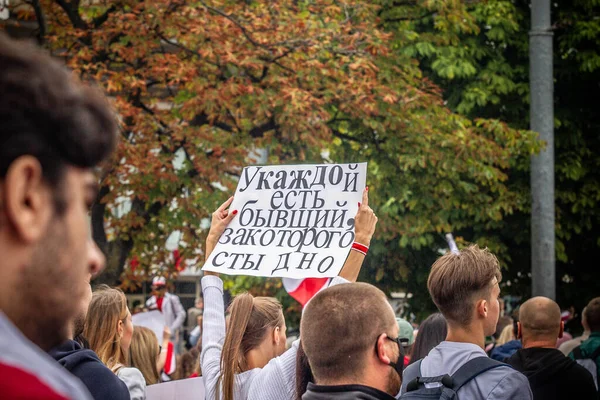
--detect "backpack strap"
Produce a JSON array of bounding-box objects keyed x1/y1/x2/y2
[
  {"x1": 450, "y1": 357, "x2": 507, "y2": 391},
  {"x1": 403, "y1": 359, "x2": 423, "y2": 392}
]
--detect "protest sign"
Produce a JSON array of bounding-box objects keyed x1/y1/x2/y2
[
  {"x1": 146, "y1": 377, "x2": 205, "y2": 400},
  {"x1": 132, "y1": 310, "x2": 165, "y2": 343},
  {"x1": 203, "y1": 163, "x2": 367, "y2": 278}
]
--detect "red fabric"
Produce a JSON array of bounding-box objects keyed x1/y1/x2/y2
[
  {"x1": 351, "y1": 242, "x2": 369, "y2": 255},
  {"x1": 404, "y1": 355, "x2": 410, "y2": 368},
  {"x1": 164, "y1": 341, "x2": 176, "y2": 375},
  {"x1": 0, "y1": 362, "x2": 70, "y2": 400},
  {"x1": 156, "y1": 297, "x2": 164, "y2": 312},
  {"x1": 189, "y1": 372, "x2": 199, "y2": 378},
  {"x1": 286, "y1": 278, "x2": 330, "y2": 307}
]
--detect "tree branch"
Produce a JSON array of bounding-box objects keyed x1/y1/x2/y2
[
  {"x1": 54, "y1": 0, "x2": 88, "y2": 29},
  {"x1": 93, "y1": 4, "x2": 117, "y2": 28},
  {"x1": 199, "y1": 0, "x2": 268, "y2": 50},
  {"x1": 28, "y1": 0, "x2": 47, "y2": 44}
]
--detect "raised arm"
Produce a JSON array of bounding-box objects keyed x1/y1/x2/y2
[
  {"x1": 200, "y1": 197, "x2": 237, "y2": 399},
  {"x1": 204, "y1": 196, "x2": 237, "y2": 275},
  {"x1": 337, "y1": 187, "x2": 378, "y2": 282}
]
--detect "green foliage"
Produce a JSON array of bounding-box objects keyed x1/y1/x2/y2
[{"x1": 377, "y1": 0, "x2": 600, "y2": 315}]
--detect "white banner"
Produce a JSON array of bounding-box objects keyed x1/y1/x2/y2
[
  {"x1": 132, "y1": 310, "x2": 165, "y2": 343},
  {"x1": 146, "y1": 377, "x2": 205, "y2": 400},
  {"x1": 203, "y1": 163, "x2": 367, "y2": 278}
]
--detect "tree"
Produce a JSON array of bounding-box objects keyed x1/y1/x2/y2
[
  {"x1": 3, "y1": 1, "x2": 539, "y2": 321},
  {"x1": 378, "y1": 0, "x2": 600, "y2": 314}
]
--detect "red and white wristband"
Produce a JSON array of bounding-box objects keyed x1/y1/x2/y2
[{"x1": 351, "y1": 242, "x2": 369, "y2": 256}]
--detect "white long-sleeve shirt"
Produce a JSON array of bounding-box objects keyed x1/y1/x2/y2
[{"x1": 201, "y1": 275, "x2": 348, "y2": 400}]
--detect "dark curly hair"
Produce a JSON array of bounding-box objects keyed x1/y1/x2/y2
[{"x1": 0, "y1": 33, "x2": 117, "y2": 212}]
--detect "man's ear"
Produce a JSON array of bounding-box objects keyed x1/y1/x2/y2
[
  {"x1": 3, "y1": 156, "x2": 53, "y2": 243},
  {"x1": 476, "y1": 299, "x2": 488, "y2": 319},
  {"x1": 375, "y1": 334, "x2": 392, "y2": 365},
  {"x1": 517, "y1": 322, "x2": 523, "y2": 340},
  {"x1": 558, "y1": 321, "x2": 564, "y2": 339}
]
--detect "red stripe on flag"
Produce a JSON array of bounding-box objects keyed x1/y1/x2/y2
[
  {"x1": 0, "y1": 362, "x2": 70, "y2": 400},
  {"x1": 164, "y1": 341, "x2": 176, "y2": 375},
  {"x1": 284, "y1": 278, "x2": 330, "y2": 307}
]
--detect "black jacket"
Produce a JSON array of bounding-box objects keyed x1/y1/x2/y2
[
  {"x1": 506, "y1": 347, "x2": 597, "y2": 400},
  {"x1": 49, "y1": 340, "x2": 130, "y2": 400},
  {"x1": 302, "y1": 382, "x2": 396, "y2": 400}
]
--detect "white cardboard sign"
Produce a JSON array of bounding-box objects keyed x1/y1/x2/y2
[
  {"x1": 132, "y1": 310, "x2": 165, "y2": 342},
  {"x1": 146, "y1": 377, "x2": 205, "y2": 400},
  {"x1": 203, "y1": 163, "x2": 367, "y2": 278}
]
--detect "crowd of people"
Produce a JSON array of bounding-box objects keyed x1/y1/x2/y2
[{"x1": 0, "y1": 32, "x2": 599, "y2": 400}]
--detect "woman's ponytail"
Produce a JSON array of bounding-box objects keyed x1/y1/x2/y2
[{"x1": 219, "y1": 293, "x2": 254, "y2": 400}]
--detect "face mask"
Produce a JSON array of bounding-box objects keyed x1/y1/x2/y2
[
  {"x1": 375, "y1": 335, "x2": 405, "y2": 378},
  {"x1": 386, "y1": 337, "x2": 405, "y2": 378}
]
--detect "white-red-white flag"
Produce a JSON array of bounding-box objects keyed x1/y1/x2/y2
[
  {"x1": 163, "y1": 341, "x2": 176, "y2": 376},
  {"x1": 282, "y1": 278, "x2": 331, "y2": 307}
]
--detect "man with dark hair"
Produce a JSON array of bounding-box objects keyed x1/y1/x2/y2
[
  {"x1": 400, "y1": 245, "x2": 532, "y2": 399},
  {"x1": 506, "y1": 297, "x2": 597, "y2": 399},
  {"x1": 49, "y1": 275, "x2": 130, "y2": 400},
  {"x1": 300, "y1": 282, "x2": 403, "y2": 400},
  {"x1": 0, "y1": 33, "x2": 117, "y2": 399},
  {"x1": 569, "y1": 297, "x2": 600, "y2": 391}
]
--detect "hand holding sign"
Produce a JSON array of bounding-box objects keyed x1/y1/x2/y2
[{"x1": 202, "y1": 163, "x2": 367, "y2": 278}]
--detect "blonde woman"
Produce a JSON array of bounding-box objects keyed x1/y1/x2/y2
[
  {"x1": 85, "y1": 285, "x2": 146, "y2": 400},
  {"x1": 130, "y1": 326, "x2": 162, "y2": 385}
]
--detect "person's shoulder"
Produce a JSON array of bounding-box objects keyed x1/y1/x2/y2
[
  {"x1": 476, "y1": 365, "x2": 532, "y2": 400},
  {"x1": 117, "y1": 366, "x2": 145, "y2": 380}
]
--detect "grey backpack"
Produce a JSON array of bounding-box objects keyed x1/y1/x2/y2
[
  {"x1": 572, "y1": 345, "x2": 600, "y2": 390},
  {"x1": 400, "y1": 357, "x2": 506, "y2": 400}
]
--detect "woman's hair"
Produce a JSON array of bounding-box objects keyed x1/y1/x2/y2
[
  {"x1": 84, "y1": 285, "x2": 129, "y2": 371},
  {"x1": 176, "y1": 348, "x2": 200, "y2": 380},
  {"x1": 496, "y1": 323, "x2": 515, "y2": 346},
  {"x1": 219, "y1": 293, "x2": 284, "y2": 400},
  {"x1": 130, "y1": 326, "x2": 161, "y2": 385},
  {"x1": 295, "y1": 341, "x2": 313, "y2": 400},
  {"x1": 409, "y1": 313, "x2": 448, "y2": 364}
]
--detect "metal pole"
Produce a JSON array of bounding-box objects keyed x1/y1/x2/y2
[{"x1": 530, "y1": 0, "x2": 555, "y2": 299}]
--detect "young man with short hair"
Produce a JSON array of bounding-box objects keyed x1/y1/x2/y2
[
  {"x1": 0, "y1": 33, "x2": 117, "y2": 399},
  {"x1": 506, "y1": 297, "x2": 597, "y2": 399},
  {"x1": 400, "y1": 245, "x2": 533, "y2": 399},
  {"x1": 301, "y1": 283, "x2": 404, "y2": 400}
]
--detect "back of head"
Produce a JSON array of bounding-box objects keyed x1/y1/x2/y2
[
  {"x1": 0, "y1": 32, "x2": 116, "y2": 352},
  {"x1": 0, "y1": 33, "x2": 116, "y2": 188},
  {"x1": 409, "y1": 313, "x2": 448, "y2": 364},
  {"x1": 518, "y1": 296, "x2": 561, "y2": 343},
  {"x1": 427, "y1": 245, "x2": 501, "y2": 326},
  {"x1": 300, "y1": 282, "x2": 396, "y2": 384},
  {"x1": 219, "y1": 293, "x2": 283, "y2": 400},
  {"x1": 584, "y1": 297, "x2": 600, "y2": 333},
  {"x1": 130, "y1": 326, "x2": 160, "y2": 385},
  {"x1": 85, "y1": 285, "x2": 128, "y2": 370},
  {"x1": 177, "y1": 348, "x2": 200, "y2": 380}
]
